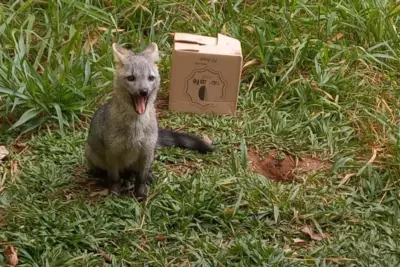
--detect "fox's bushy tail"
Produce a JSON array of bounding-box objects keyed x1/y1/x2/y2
[{"x1": 157, "y1": 129, "x2": 213, "y2": 154}]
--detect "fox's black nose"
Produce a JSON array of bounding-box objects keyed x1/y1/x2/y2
[{"x1": 139, "y1": 89, "x2": 148, "y2": 97}]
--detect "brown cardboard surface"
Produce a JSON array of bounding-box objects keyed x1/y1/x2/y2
[
  {"x1": 174, "y1": 32, "x2": 217, "y2": 45},
  {"x1": 168, "y1": 32, "x2": 243, "y2": 115}
]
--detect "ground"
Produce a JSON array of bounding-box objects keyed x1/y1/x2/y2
[{"x1": 0, "y1": 1, "x2": 400, "y2": 266}]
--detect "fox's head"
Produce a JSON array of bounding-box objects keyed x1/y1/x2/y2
[{"x1": 112, "y1": 42, "x2": 160, "y2": 115}]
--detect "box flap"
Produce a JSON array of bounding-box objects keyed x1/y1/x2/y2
[
  {"x1": 173, "y1": 32, "x2": 242, "y2": 56},
  {"x1": 174, "y1": 32, "x2": 217, "y2": 45},
  {"x1": 217, "y1": 34, "x2": 242, "y2": 55},
  {"x1": 174, "y1": 42, "x2": 201, "y2": 52}
]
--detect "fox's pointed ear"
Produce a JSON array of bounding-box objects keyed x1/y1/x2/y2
[
  {"x1": 140, "y1": 42, "x2": 160, "y2": 63},
  {"x1": 112, "y1": 43, "x2": 132, "y2": 67}
]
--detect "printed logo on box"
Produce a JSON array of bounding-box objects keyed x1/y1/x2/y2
[{"x1": 184, "y1": 68, "x2": 226, "y2": 108}]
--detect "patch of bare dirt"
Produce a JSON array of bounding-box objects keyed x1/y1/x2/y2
[
  {"x1": 46, "y1": 165, "x2": 101, "y2": 201},
  {"x1": 74, "y1": 165, "x2": 88, "y2": 180},
  {"x1": 247, "y1": 149, "x2": 331, "y2": 181},
  {"x1": 165, "y1": 163, "x2": 196, "y2": 175},
  {"x1": 0, "y1": 209, "x2": 6, "y2": 227},
  {"x1": 74, "y1": 166, "x2": 105, "y2": 191},
  {"x1": 62, "y1": 165, "x2": 109, "y2": 201},
  {"x1": 10, "y1": 143, "x2": 30, "y2": 155},
  {"x1": 72, "y1": 165, "x2": 143, "y2": 200}
]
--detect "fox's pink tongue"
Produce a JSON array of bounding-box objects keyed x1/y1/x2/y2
[{"x1": 136, "y1": 96, "x2": 146, "y2": 114}]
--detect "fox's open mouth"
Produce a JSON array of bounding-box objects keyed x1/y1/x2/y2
[{"x1": 130, "y1": 94, "x2": 148, "y2": 115}]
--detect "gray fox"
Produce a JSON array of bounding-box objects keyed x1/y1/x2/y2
[{"x1": 84, "y1": 42, "x2": 213, "y2": 201}]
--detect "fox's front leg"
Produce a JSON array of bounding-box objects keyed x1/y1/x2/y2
[
  {"x1": 106, "y1": 154, "x2": 122, "y2": 194},
  {"x1": 134, "y1": 148, "x2": 155, "y2": 201}
]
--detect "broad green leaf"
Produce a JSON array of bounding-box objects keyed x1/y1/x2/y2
[{"x1": 9, "y1": 108, "x2": 40, "y2": 130}]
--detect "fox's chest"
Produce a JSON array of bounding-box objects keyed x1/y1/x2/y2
[
  {"x1": 111, "y1": 122, "x2": 156, "y2": 150},
  {"x1": 108, "y1": 124, "x2": 155, "y2": 168},
  {"x1": 129, "y1": 121, "x2": 156, "y2": 146}
]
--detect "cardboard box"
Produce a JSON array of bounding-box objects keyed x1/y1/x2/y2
[{"x1": 168, "y1": 32, "x2": 243, "y2": 115}]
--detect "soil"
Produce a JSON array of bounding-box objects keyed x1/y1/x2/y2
[
  {"x1": 165, "y1": 163, "x2": 196, "y2": 175},
  {"x1": 0, "y1": 209, "x2": 6, "y2": 227},
  {"x1": 247, "y1": 149, "x2": 331, "y2": 181}
]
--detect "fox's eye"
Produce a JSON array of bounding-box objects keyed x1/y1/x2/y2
[
  {"x1": 127, "y1": 75, "x2": 136, "y2": 81},
  {"x1": 148, "y1": 75, "x2": 155, "y2": 81}
]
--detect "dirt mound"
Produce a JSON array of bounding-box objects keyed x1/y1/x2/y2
[{"x1": 247, "y1": 150, "x2": 331, "y2": 181}]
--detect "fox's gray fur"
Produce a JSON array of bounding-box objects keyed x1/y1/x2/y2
[{"x1": 84, "y1": 42, "x2": 213, "y2": 201}]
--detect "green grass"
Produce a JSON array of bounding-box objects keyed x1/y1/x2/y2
[{"x1": 1, "y1": 0, "x2": 400, "y2": 266}]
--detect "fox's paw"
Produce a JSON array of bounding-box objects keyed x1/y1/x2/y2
[
  {"x1": 109, "y1": 182, "x2": 122, "y2": 195},
  {"x1": 134, "y1": 183, "x2": 148, "y2": 202},
  {"x1": 146, "y1": 170, "x2": 156, "y2": 185}
]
